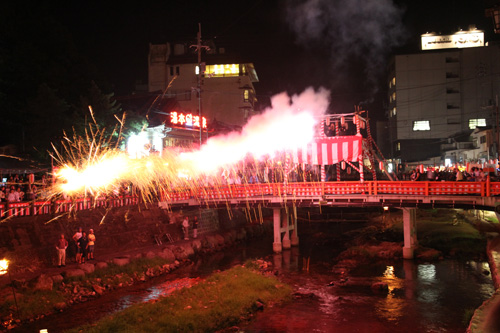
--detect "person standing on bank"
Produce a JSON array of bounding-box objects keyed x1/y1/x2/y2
[
  {"x1": 182, "y1": 216, "x2": 190, "y2": 240},
  {"x1": 72, "y1": 227, "x2": 83, "y2": 262},
  {"x1": 87, "y1": 229, "x2": 96, "y2": 260},
  {"x1": 55, "y1": 234, "x2": 68, "y2": 267},
  {"x1": 193, "y1": 216, "x2": 199, "y2": 239},
  {"x1": 77, "y1": 231, "x2": 88, "y2": 264}
]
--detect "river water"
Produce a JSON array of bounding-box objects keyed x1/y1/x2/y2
[{"x1": 14, "y1": 222, "x2": 494, "y2": 333}]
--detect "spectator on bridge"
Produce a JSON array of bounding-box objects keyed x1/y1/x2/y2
[
  {"x1": 7, "y1": 186, "x2": 19, "y2": 202},
  {"x1": 87, "y1": 229, "x2": 96, "y2": 260},
  {"x1": 55, "y1": 234, "x2": 68, "y2": 267},
  {"x1": 0, "y1": 187, "x2": 5, "y2": 202},
  {"x1": 182, "y1": 216, "x2": 190, "y2": 240},
  {"x1": 479, "y1": 168, "x2": 487, "y2": 182},
  {"x1": 410, "y1": 169, "x2": 420, "y2": 181},
  {"x1": 16, "y1": 187, "x2": 24, "y2": 201},
  {"x1": 248, "y1": 172, "x2": 260, "y2": 184},
  {"x1": 426, "y1": 167, "x2": 436, "y2": 181}
]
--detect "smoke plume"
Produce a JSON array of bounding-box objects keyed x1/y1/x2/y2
[{"x1": 286, "y1": 0, "x2": 407, "y2": 95}]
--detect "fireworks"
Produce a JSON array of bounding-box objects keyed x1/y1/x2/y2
[{"x1": 51, "y1": 88, "x2": 330, "y2": 200}]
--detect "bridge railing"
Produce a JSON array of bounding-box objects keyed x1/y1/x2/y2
[{"x1": 1, "y1": 181, "x2": 499, "y2": 218}]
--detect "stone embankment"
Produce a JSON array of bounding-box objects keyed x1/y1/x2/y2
[{"x1": 468, "y1": 236, "x2": 500, "y2": 332}]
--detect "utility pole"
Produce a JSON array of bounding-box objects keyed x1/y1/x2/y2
[
  {"x1": 496, "y1": 95, "x2": 499, "y2": 160},
  {"x1": 191, "y1": 23, "x2": 210, "y2": 146}
]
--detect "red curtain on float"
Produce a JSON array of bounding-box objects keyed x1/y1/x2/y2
[{"x1": 290, "y1": 136, "x2": 362, "y2": 165}]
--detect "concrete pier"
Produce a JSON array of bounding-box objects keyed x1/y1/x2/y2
[
  {"x1": 402, "y1": 208, "x2": 418, "y2": 259},
  {"x1": 273, "y1": 208, "x2": 282, "y2": 253},
  {"x1": 290, "y1": 206, "x2": 299, "y2": 246}
]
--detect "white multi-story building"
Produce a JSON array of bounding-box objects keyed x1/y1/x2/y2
[
  {"x1": 387, "y1": 28, "x2": 500, "y2": 163},
  {"x1": 148, "y1": 42, "x2": 259, "y2": 128}
]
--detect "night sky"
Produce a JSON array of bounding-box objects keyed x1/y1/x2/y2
[{"x1": 2, "y1": 0, "x2": 498, "y2": 122}]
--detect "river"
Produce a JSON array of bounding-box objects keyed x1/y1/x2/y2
[{"x1": 14, "y1": 222, "x2": 494, "y2": 333}]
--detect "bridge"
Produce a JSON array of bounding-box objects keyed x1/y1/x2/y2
[{"x1": 2, "y1": 180, "x2": 500, "y2": 260}]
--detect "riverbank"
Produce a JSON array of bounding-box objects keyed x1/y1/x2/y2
[
  {"x1": 67, "y1": 265, "x2": 292, "y2": 332},
  {"x1": 0, "y1": 222, "x2": 271, "y2": 331}
]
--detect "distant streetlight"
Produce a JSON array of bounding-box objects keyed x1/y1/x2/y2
[{"x1": 0, "y1": 259, "x2": 20, "y2": 319}]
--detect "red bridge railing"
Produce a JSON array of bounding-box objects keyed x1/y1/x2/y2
[{"x1": 1, "y1": 181, "x2": 500, "y2": 218}]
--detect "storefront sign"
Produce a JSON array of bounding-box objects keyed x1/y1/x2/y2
[
  {"x1": 170, "y1": 112, "x2": 207, "y2": 129},
  {"x1": 421, "y1": 30, "x2": 484, "y2": 50}
]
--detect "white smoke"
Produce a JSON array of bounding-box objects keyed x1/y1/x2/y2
[
  {"x1": 286, "y1": 0, "x2": 406, "y2": 93},
  {"x1": 182, "y1": 87, "x2": 330, "y2": 172}
]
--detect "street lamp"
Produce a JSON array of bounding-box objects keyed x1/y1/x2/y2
[{"x1": 0, "y1": 259, "x2": 20, "y2": 320}]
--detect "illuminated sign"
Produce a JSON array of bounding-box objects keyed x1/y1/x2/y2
[
  {"x1": 170, "y1": 111, "x2": 207, "y2": 129},
  {"x1": 421, "y1": 30, "x2": 484, "y2": 50}
]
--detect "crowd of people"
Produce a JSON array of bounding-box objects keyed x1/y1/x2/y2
[
  {"x1": 402, "y1": 166, "x2": 497, "y2": 182},
  {"x1": 0, "y1": 173, "x2": 49, "y2": 202},
  {"x1": 55, "y1": 227, "x2": 96, "y2": 267}
]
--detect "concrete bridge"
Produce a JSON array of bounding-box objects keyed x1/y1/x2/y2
[{"x1": 2, "y1": 180, "x2": 500, "y2": 259}]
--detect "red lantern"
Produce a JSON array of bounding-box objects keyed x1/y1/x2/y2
[
  {"x1": 419, "y1": 164, "x2": 424, "y2": 174},
  {"x1": 379, "y1": 161, "x2": 385, "y2": 171},
  {"x1": 340, "y1": 117, "x2": 345, "y2": 126},
  {"x1": 341, "y1": 161, "x2": 346, "y2": 170},
  {"x1": 347, "y1": 166, "x2": 352, "y2": 174}
]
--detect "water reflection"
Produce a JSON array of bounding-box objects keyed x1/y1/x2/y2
[{"x1": 247, "y1": 239, "x2": 494, "y2": 333}]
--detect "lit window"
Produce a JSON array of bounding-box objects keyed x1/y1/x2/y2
[
  {"x1": 392, "y1": 92, "x2": 396, "y2": 101},
  {"x1": 243, "y1": 89, "x2": 249, "y2": 102},
  {"x1": 396, "y1": 142, "x2": 401, "y2": 151},
  {"x1": 205, "y1": 64, "x2": 240, "y2": 77},
  {"x1": 195, "y1": 66, "x2": 199, "y2": 75},
  {"x1": 392, "y1": 107, "x2": 397, "y2": 116},
  {"x1": 413, "y1": 120, "x2": 430, "y2": 131},
  {"x1": 392, "y1": 77, "x2": 395, "y2": 86},
  {"x1": 469, "y1": 118, "x2": 486, "y2": 129}
]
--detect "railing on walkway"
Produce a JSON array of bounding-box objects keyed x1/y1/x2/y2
[
  {"x1": 0, "y1": 195, "x2": 139, "y2": 218},
  {"x1": 2, "y1": 181, "x2": 500, "y2": 218}
]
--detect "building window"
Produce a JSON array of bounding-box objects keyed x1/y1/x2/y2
[
  {"x1": 469, "y1": 118, "x2": 486, "y2": 129},
  {"x1": 480, "y1": 135, "x2": 486, "y2": 144},
  {"x1": 392, "y1": 107, "x2": 396, "y2": 116},
  {"x1": 243, "y1": 89, "x2": 249, "y2": 102},
  {"x1": 205, "y1": 64, "x2": 240, "y2": 77},
  {"x1": 392, "y1": 92, "x2": 396, "y2": 102},
  {"x1": 396, "y1": 142, "x2": 400, "y2": 151},
  {"x1": 176, "y1": 67, "x2": 180, "y2": 75},
  {"x1": 413, "y1": 120, "x2": 430, "y2": 131},
  {"x1": 170, "y1": 66, "x2": 174, "y2": 76},
  {"x1": 392, "y1": 77, "x2": 395, "y2": 86}
]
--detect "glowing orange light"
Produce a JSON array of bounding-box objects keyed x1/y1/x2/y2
[{"x1": 0, "y1": 259, "x2": 8, "y2": 275}]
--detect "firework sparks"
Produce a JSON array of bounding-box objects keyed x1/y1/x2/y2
[{"x1": 52, "y1": 88, "x2": 330, "y2": 199}]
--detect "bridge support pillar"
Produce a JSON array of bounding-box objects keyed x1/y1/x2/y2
[
  {"x1": 273, "y1": 208, "x2": 282, "y2": 253},
  {"x1": 403, "y1": 208, "x2": 418, "y2": 260},
  {"x1": 291, "y1": 208, "x2": 299, "y2": 246},
  {"x1": 282, "y1": 210, "x2": 291, "y2": 250}
]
